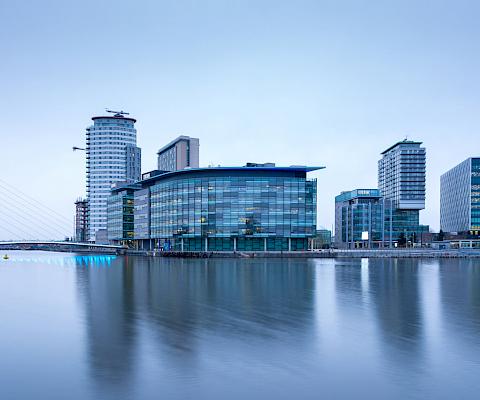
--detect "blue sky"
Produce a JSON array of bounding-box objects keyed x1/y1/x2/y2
[{"x1": 1, "y1": 0, "x2": 479, "y2": 239}]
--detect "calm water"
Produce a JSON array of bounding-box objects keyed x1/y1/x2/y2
[{"x1": 1, "y1": 252, "x2": 480, "y2": 399}]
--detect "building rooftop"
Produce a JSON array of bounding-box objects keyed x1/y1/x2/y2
[
  {"x1": 157, "y1": 135, "x2": 199, "y2": 155},
  {"x1": 92, "y1": 115, "x2": 137, "y2": 123},
  {"x1": 110, "y1": 182, "x2": 143, "y2": 194},
  {"x1": 111, "y1": 165, "x2": 324, "y2": 193},
  {"x1": 144, "y1": 165, "x2": 323, "y2": 183},
  {"x1": 335, "y1": 189, "x2": 382, "y2": 203},
  {"x1": 381, "y1": 139, "x2": 423, "y2": 155}
]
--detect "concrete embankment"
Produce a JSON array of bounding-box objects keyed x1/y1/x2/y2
[{"x1": 124, "y1": 249, "x2": 480, "y2": 258}]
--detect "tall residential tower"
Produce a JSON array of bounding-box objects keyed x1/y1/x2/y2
[
  {"x1": 86, "y1": 110, "x2": 141, "y2": 242},
  {"x1": 378, "y1": 139, "x2": 427, "y2": 241}
]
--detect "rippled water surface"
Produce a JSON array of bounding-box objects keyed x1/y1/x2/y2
[{"x1": 1, "y1": 252, "x2": 480, "y2": 399}]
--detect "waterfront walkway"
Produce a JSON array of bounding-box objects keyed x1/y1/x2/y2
[
  {"x1": 2, "y1": 243, "x2": 479, "y2": 258},
  {"x1": 125, "y1": 248, "x2": 480, "y2": 258}
]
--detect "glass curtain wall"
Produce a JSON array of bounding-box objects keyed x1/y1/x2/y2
[
  {"x1": 149, "y1": 176, "x2": 316, "y2": 251},
  {"x1": 471, "y1": 158, "x2": 480, "y2": 230},
  {"x1": 107, "y1": 190, "x2": 135, "y2": 243}
]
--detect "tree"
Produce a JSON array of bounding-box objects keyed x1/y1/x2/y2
[
  {"x1": 409, "y1": 232, "x2": 416, "y2": 244},
  {"x1": 438, "y1": 229, "x2": 445, "y2": 241},
  {"x1": 398, "y1": 232, "x2": 407, "y2": 247}
]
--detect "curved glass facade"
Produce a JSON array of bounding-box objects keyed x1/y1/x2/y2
[{"x1": 108, "y1": 167, "x2": 319, "y2": 251}]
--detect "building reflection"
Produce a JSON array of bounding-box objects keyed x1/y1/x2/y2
[
  {"x1": 75, "y1": 256, "x2": 137, "y2": 391},
  {"x1": 76, "y1": 256, "x2": 316, "y2": 384},
  {"x1": 367, "y1": 259, "x2": 424, "y2": 364},
  {"x1": 438, "y1": 259, "x2": 480, "y2": 343}
]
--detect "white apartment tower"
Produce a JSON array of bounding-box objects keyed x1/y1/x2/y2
[
  {"x1": 86, "y1": 110, "x2": 141, "y2": 242},
  {"x1": 378, "y1": 140, "x2": 426, "y2": 210}
]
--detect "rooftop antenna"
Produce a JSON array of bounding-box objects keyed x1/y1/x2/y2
[{"x1": 105, "y1": 108, "x2": 130, "y2": 117}]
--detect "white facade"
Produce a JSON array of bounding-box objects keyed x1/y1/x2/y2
[
  {"x1": 86, "y1": 114, "x2": 141, "y2": 242},
  {"x1": 378, "y1": 140, "x2": 426, "y2": 210}
]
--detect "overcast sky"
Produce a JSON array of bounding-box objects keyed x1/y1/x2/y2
[{"x1": 1, "y1": 0, "x2": 479, "y2": 239}]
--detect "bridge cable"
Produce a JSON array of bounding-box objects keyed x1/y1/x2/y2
[
  {"x1": 0, "y1": 203, "x2": 49, "y2": 240},
  {"x1": 0, "y1": 177, "x2": 72, "y2": 223},
  {"x1": 0, "y1": 190, "x2": 71, "y2": 237},
  {"x1": 0, "y1": 194, "x2": 69, "y2": 239},
  {"x1": 0, "y1": 181, "x2": 73, "y2": 230},
  {"x1": 0, "y1": 178, "x2": 72, "y2": 226},
  {"x1": 0, "y1": 193, "x2": 70, "y2": 239},
  {"x1": 2, "y1": 202, "x2": 50, "y2": 238},
  {"x1": 0, "y1": 218, "x2": 27, "y2": 241},
  {"x1": 0, "y1": 214, "x2": 37, "y2": 241}
]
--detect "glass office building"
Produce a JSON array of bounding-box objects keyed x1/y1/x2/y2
[
  {"x1": 335, "y1": 189, "x2": 392, "y2": 249},
  {"x1": 441, "y1": 157, "x2": 480, "y2": 233},
  {"x1": 107, "y1": 166, "x2": 321, "y2": 251},
  {"x1": 107, "y1": 186, "x2": 136, "y2": 243},
  {"x1": 86, "y1": 111, "x2": 141, "y2": 242},
  {"x1": 335, "y1": 189, "x2": 429, "y2": 249}
]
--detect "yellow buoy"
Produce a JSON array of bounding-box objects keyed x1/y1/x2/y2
[{"x1": 3, "y1": 255, "x2": 9, "y2": 260}]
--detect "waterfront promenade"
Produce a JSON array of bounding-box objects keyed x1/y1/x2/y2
[
  {"x1": 2, "y1": 242, "x2": 479, "y2": 259},
  {"x1": 125, "y1": 248, "x2": 480, "y2": 258}
]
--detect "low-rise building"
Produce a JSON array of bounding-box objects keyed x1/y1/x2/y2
[
  {"x1": 311, "y1": 229, "x2": 332, "y2": 249},
  {"x1": 107, "y1": 185, "x2": 137, "y2": 245},
  {"x1": 335, "y1": 189, "x2": 392, "y2": 249}
]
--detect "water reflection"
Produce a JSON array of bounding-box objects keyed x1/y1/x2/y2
[
  {"x1": 68, "y1": 255, "x2": 480, "y2": 399},
  {"x1": 438, "y1": 259, "x2": 480, "y2": 348},
  {"x1": 369, "y1": 259, "x2": 424, "y2": 355},
  {"x1": 75, "y1": 257, "x2": 316, "y2": 393},
  {"x1": 76, "y1": 257, "x2": 137, "y2": 394}
]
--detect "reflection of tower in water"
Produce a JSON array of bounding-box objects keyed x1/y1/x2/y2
[
  {"x1": 75, "y1": 256, "x2": 137, "y2": 388},
  {"x1": 368, "y1": 259, "x2": 424, "y2": 359}
]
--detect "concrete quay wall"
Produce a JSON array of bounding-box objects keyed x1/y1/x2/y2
[{"x1": 125, "y1": 249, "x2": 480, "y2": 259}]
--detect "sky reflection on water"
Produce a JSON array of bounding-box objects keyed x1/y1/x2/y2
[{"x1": 1, "y1": 252, "x2": 480, "y2": 399}]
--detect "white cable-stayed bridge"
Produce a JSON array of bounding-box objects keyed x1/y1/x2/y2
[{"x1": 0, "y1": 178, "x2": 121, "y2": 253}]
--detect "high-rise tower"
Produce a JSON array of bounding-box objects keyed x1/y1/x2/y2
[
  {"x1": 378, "y1": 139, "x2": 427, "y2": 242},
  {"x1": 378, "y1": 139, "x2": 426, "y2": 209},
  {"x1": 86, "y1": 110, "x2": 141, "y2": 242}
]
